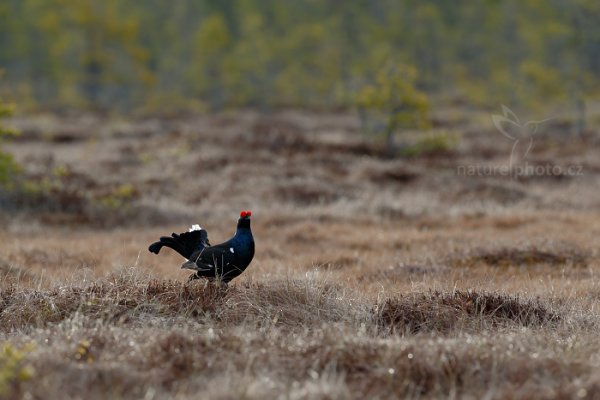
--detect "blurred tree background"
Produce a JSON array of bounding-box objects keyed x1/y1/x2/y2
[
  {"x1": 0, "y1": 72, "x2": 19, "y2": 187},
  {"x1": 0, "y1": 0, "x2": 598, "y2": 122}
]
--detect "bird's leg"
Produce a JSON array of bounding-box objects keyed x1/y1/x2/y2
[
  {"x1": 208, "y1": 275, "x2": 228, "y2": 290},
  {"x1": 188, "y1": 274, "x2": 213, "y2": 290},
  {"x1": 188, "y1": 273, "x2": 201, "y2": 281}
]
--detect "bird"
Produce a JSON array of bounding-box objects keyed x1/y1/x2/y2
[{"x1": 148, "y1": 210, "x2": 255, "y2": 284}]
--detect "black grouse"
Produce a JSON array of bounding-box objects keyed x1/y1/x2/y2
[{"x1": 148, "y1": 210, "x2": 255, "y2": 283}]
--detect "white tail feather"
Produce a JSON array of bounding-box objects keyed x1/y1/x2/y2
[{"x1": 189, "y1": 224, "x2": 202, "y2": 232}]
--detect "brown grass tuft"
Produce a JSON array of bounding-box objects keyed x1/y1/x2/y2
[
  {"x1": 453, "y1": 246, "x2": 589, "y2": 268},
  {"x1": 0, "y1": 277, "x2": 230, "y2": 331},
  {"x1": 375, "y1": 291, "x2": 560, "y2": 334},
  {"x1": 0, "y1": 274, "x2": 360, "y2": 333}
]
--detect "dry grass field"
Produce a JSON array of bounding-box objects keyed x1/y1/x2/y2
[{"x1": 1, "y1": 109, "x2": 600, "y2": 399}]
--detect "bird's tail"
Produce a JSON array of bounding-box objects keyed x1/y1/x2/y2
[
  {"x1": 148, "y1": 235, "x2": 189, "y2": 259},
  {"x1": 148, "y1": 229, "x2": 209, "y2": 260}
]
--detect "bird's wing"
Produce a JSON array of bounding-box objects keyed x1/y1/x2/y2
[
  {"x1": 148, "y1": 227, "x2": 210, "y2": 260},
  {"x1": 182, "y1": 243, "x2": 232, "y2": 273},
  {"x1": 195, "y1": 242, "x2": 232, "y2": 263}
]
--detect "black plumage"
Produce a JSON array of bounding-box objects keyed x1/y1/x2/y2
[
  {"x1": 148, "y1": 229, "x2": 210, "y2": 260},
  {"x1": 149, "y1": 211, "x2": 255, "y2": 283}
]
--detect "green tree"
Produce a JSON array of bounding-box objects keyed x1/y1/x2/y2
[
  {"x1": 355, "y1": 63, "x2": 429, "y2": 153},
  {"x1": 0, "y1": 83, "x2": 19, "y2": 187},
  {"x1": 189, "y1": 13, "x2": 232, "y2": 109},
  {"x1": 220, "y1": 12, "x2": 275, "y2": 108},
  {"x1": 48, "y1": 0, "x2": 153, "y2": 109}
]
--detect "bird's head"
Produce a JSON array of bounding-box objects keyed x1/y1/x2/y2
[{"x1": 237, "y1": 210, "x2": 252, "y2": 229}]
